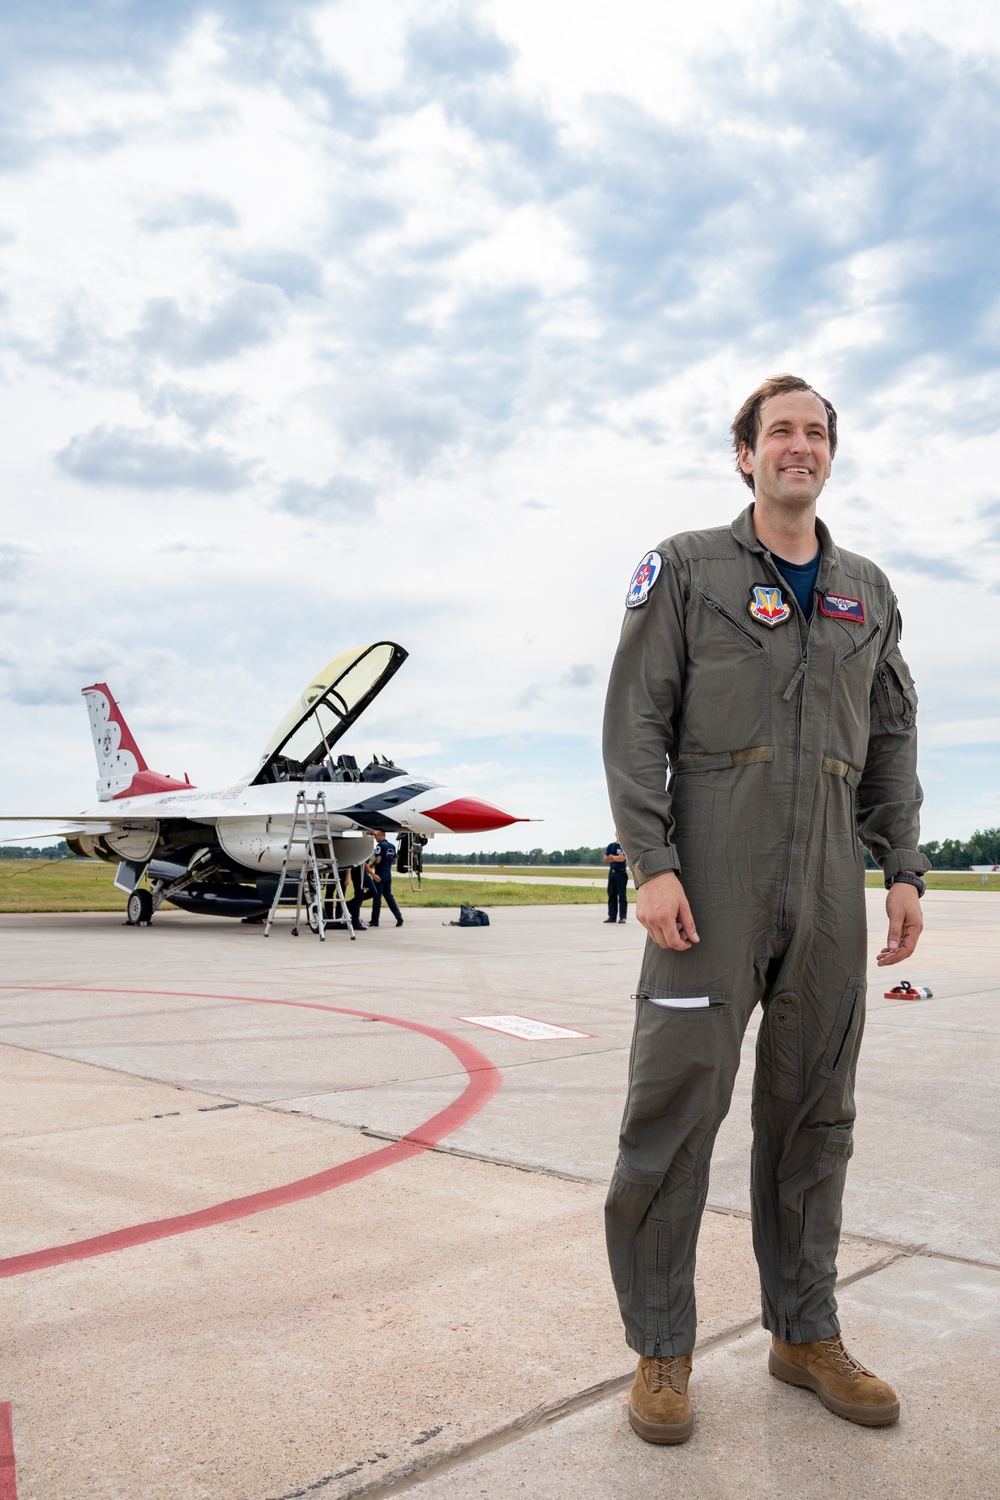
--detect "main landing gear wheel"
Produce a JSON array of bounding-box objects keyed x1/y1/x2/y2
[{"x1": 127, "y1": 888, "x2": 154, "y2": 926}]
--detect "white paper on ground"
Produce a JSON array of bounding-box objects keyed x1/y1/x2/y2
[
  {"x1": 648, "y1": 996, "x2": 710, "y2": 1009},
  {"x1": 459, "y1": 1014, "x2": 593, "y2": 1040}
]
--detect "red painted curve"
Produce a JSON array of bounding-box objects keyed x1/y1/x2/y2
[
  {"x1": 0, "y1": 1402, "x2": 16, "y2": 1500},
  {"x1": 0, "y1": 986, "x2": 502, "y2": 1280}
]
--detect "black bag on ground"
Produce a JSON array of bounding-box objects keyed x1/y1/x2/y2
[{"x1": 449, "y1": 904, "x2": 490, "y2": 927}]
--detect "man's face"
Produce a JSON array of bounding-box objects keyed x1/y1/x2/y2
[{"x1": 739, "y1": 391, "x2": 832, "y2": 508}]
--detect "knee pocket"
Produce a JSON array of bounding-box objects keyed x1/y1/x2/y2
[
  {"x1": 778, "y1": 1123, "x2": 854, "y2": 1198},
  {"x1": 605, "y1": 1161, "x2": 662, "y2": 1231}
]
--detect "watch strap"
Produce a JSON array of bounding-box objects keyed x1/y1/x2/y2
[{"x1": 885, "y1": 871, "x2": 926, "y2": 898}]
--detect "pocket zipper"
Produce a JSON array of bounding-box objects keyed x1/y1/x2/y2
[
  {"x1": 699, "y1": 592, "x2": 767, "y2": 651},
  {"x1": 840, "y1": 616, "x2": 883, "y2": 661}
]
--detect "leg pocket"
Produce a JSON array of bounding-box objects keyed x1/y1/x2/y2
[
  {"x1": 626, "y1": 996, "x2": 734, "y2": 1124},
  {"x1": 820, "y1": 978, "x2": 865, "y2": 1079},
  {"x1": 758, "y1": 993, "x2": 802, "y2": 1103}
]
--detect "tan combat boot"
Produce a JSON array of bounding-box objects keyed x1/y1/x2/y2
[
  {"x1": 627, "y1": 1352, "x2": 694, "y2": 1443},
  {"x1": 769, "y1": 1334, "x2": 900, "y2": 1426}
]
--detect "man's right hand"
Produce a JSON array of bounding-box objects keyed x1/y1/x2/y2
[{"x1": 636, "y1": 871, "x2": 700, "y2": 951}]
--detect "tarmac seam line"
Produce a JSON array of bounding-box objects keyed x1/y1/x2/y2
[
  {"x1": 254, "y1": 1042, "x2": 630, "y2": 1106},
  {"x1": 355, "y1": 1129, "x2": 609, "y2": 1183},
  {"x1": 333, "y1": 1252, "x2": 914, "y2": 1499}
]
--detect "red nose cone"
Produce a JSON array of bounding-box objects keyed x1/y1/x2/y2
[{"x1": 423, "y1": 798, "x2": 525, "y2": 833}]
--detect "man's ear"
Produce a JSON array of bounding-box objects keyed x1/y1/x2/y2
[{"x1": 738, "y1": 442, "x2": 754, "y2": 475}]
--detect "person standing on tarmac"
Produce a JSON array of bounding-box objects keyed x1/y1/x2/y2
[
  {"x1": 604, "y1": 836, "x2": 629, "y2": 923},
  {"x1": 603, "y1": 374, "x2": 929, "y2": 1445},
  {"x1": 370, "y1": 830, "x2": 404, "y2": 928},
  {"x1": 346, "y1": 862, "x2": 376, "y2": 929}
]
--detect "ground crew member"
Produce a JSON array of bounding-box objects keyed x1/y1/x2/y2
[
  {"x1": 604, "y1": 836, "x2": 629, "y2": 923},
  {"x1": 346, "y1": 862, "x2": 377, "y2": 929},
  {"x1": 370, "y1": 829, "x2": 404, "y2": 928},
  {"x1": 603, "y1": 374, "x2": 928, "y2": 1444}
]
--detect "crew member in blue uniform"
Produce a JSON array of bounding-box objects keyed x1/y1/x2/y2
[
  {"x1": 370, "y1": 829, "x2": 404, "y2": 928},
  {"x1": 604, "y1": 836, "x2": 629, "y2": 923}
]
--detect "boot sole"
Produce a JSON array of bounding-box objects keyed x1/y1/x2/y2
[
  {"x1": 627, "y1": 1403, "x2": 694, "y2": 1444},
  {"x1": 768, "y1": 1348, "x2": 900, "y2": 1426}
]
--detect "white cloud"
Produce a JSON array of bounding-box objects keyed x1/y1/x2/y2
[{"x1": 55, "y1": 425, "x2": 249, "y2": 490}]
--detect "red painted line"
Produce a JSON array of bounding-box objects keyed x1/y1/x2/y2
[
  {"x1": 0, "y1": 987, "x2": 502, "y2": 1280},
  {"x1": 0, "y1": 1402, "x2": 16, "y2": 1500}
]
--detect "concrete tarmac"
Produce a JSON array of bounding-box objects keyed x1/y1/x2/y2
[{"x1": 0, "y1": 891, "x2": 996, "y2": 1498}]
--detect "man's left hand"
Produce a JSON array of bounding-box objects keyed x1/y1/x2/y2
[{"x1": 876, "y1": 882, "x2": 923, "y2": 966}]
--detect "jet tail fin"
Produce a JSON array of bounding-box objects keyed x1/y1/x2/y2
[
  {"x1": 82, "y1": 683, "x2": 149, "y2": 800},
  {"x1": 81, "y1": 684, "x2": 192, "y2": 801}
]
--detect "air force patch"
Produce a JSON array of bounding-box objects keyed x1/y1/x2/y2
[
  {"x1": 748, "y1": 584, "x2": 792, "y2": 628},
  {"x1": 626, "y1": 551, "x2": 662, "y2": 609},
  {"x1": 819, "y1": 592, "x2": 866, "y2": 623}
]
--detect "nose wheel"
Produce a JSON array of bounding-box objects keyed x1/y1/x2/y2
[{"x1": 126, "y1": 888, "x2": 154, "y2": 926}]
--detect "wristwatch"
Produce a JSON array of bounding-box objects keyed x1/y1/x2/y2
[{"x1": 885, "y1": 871, "x2": 926, "y2": 898}]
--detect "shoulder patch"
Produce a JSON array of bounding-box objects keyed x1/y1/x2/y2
[
  {"x1": 626, "y1": 551, "x2": 662, "y2": 609},
  {"x1": 819, "y1": 592, "x2": 866, "y2": 624},
  {"x1": 748, "y1": 584, "x2": 792, "y2": 628}
]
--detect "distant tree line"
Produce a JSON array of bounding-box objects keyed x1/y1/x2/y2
[
  {"x1": 424, "y1": 846, "x2": 609, "y2": 865},
  {"x1": 917, "y1": 827, "x2": 1000, "y2": 868},
  {"x1": 0, "y1": 841, "x2": 71, "y2": 860},
  {"x1": 427, "y1": 830, "x2": 1000, "y2": 870},
  {"x1": 5, "y1": 830, "x2": 998, "y2": 870}
]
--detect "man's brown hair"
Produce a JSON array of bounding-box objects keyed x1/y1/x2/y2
[{"x1": 731, "y1": 374, "x2": 838, "y2": 491}]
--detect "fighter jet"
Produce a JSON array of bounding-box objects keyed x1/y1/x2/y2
[{"x1": 3, "y1": 641, "x2": 523, "y2": 926}]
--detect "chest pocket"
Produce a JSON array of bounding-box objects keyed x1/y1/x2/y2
[
  {"x1": 677, "y1": 593, "x2": 771, "y2": 757},
  {"x1": 827, "y1": 616, "x2": 882, "y2": 770}
]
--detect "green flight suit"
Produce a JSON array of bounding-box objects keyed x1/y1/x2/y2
[{"x1": 603, "y1": 505, "x2": 928, "y2": 1356}]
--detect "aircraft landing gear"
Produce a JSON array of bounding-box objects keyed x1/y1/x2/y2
[{"x1": 126, "y1": 888, "x2": 154, "y2": 926}]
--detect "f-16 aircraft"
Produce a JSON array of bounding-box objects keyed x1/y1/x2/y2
[{"x1": 4, "y1": 641, "x2": 523, "y2": 926}]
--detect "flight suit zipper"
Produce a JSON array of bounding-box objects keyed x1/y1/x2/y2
[{"x1": 759, "y1": 551, "x2": 814, "y2": 932}]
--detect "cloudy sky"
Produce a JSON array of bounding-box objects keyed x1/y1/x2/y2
[{"x1": 2, "y1": 0, "x2": 999, "y2": 850}]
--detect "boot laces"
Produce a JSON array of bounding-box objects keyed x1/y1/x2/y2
[
  {"x1": 818, "y1": 1335, "x2": 873, "y2": 1379},
  {"x1": 649, "y1": 1355, "x2": 686, "y2": 1393}
]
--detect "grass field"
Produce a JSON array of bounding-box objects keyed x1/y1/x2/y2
[
  {"x1": 0, "y1": 860, "x2": 996, "y2": 914},
  {"x1": 0, "y1": 861, "x2": 622, "y2": 913},
  {"x1": 426, "y1": 865, "x2": 608, "y2": 879}
]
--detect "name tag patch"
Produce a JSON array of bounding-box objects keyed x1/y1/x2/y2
[
  {"x1": 748, "y1": 584, "x2": 792, "y2": 628},
  {"x1": 626, "y1": 551, "x2": 662, "y2": 608},
  {"x1": 819, "y1": 592, "x2": 866, "y2": 623}
]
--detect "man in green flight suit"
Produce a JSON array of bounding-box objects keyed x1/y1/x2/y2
[{"x1": 603, "y1": 374, "x2": 928, "y2": 1444}]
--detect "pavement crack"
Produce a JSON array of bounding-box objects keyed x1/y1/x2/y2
[
  {"x1": 354, "y1": 1132, "x2": 608, "y2": 1184},
  {"x1": 335, "y1": 1245, "x2": 931, "y2": 1499}
]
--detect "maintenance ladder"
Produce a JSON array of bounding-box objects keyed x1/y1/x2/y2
[{"x1": 264, "y1": 790, "x2": 355, "y2": 941}]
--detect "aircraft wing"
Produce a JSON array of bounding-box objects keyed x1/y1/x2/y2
[{"x1": 0, "y1": 816, "x2": 118, "y2": 835}]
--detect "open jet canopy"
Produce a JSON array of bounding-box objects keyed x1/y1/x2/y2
[{"x1": 253, "y1": 641, "x2": 408, "y2": 784}]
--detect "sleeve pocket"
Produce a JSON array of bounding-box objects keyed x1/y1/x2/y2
[{"x1": 873, "y1": 649, "x2": 917, "y2": 732}]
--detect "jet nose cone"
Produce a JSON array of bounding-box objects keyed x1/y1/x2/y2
[{"x1": 422, "y1": 797, "x2": 525, "y2": 833}]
